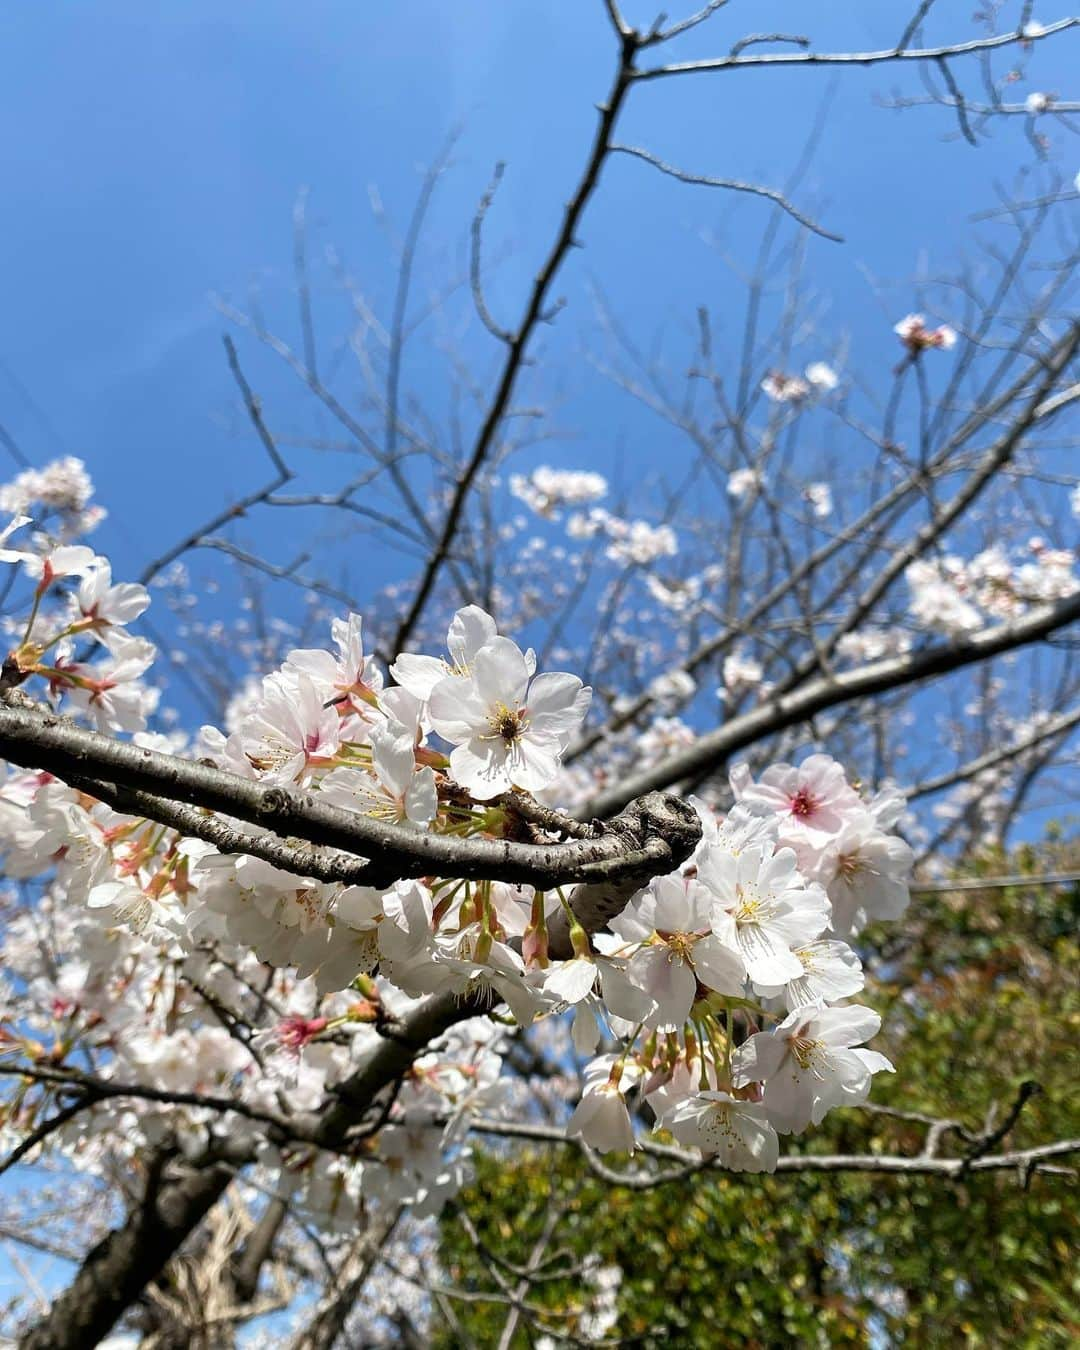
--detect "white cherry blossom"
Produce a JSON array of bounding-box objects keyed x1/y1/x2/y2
[
  {"x1": 698, "y1": 842, "x2": 831, "y2": 989},
  {"x1": 428, "y1": 635, "x2": 590, "y2": 800},
  {"x1": 816, "y1": 813, "x2": 914, "y2": 936},
  {"x1": 609, "y1": 874, "x2": 746, "y2": 1028},
  {"x1": 72, "y1": 561, "x2": 149, "y2": 651},
  {"x1": 319, "y1": 721, "x2": 436, "y2": 828},
  {"x1": 665, "y1": 1091, "x2": 779, "y2": 1172},
  {"x1": 734, "y1": 1004, "x2": 894, "y2": 1134},
  {"x1": 240, "y1": 671, "x2": 341, "y2": 783}
]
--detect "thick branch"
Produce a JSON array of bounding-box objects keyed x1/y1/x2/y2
[
  {"x1": 15, "y1": 986, "x2": 495, "y2": 1348},
  {"x1": 230, "y1": 1195, "x2": 289, "y2": 1305},
  {"x1": 548, "y1": 793, "x2": 701, "y2": 957},
  {"x1": 0, "y1": 704, "x2": 699, "y2": 889},
  {"x1": 18, "y1": 1159, "x2": 232, "y2": 1350}
]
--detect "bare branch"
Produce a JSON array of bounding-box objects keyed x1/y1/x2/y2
[
  {"x1": 897, "y1": 1, "x2": 940, "y2": 53},
  {"x1": 470, "y1": 162, "x2": 512, "y2": 342},
  {"x1": 391, "y1": 27, "x2": 641, "y2": 654},
  {"x1": 640, "y1": 2, "x2": 729, "y2": 48},
  {"x1": 466, "y1": 1116, "x2": 1080, "y2": 1184},
  {"x1": 635, "y1": 20, "x2": 1080, "y2": 82},
  {"x1": 611, "y1": 143, "x2": 843, "y2": 242},
  {"x1": 137, "y1": 337, "x2": 293, "y2": 587},
  {"x1": 907, "y1": 705, "x2": 1080, "y2": 801},
  {"x1": 729, "y1": 33, "x2": 810, "y2": 59},
  {"x1": 911, "y1": 870, "x2": 1080, "y2": 894}
]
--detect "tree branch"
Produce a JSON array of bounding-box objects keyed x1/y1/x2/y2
[
  {"x1": 391, "y1": 24, "x2": 641, "y2": 653},
  {"x1": 0, "y1": 702, "x2": 700, "y2": 890},
  {"x1": 466, "y1": 1116, "x2": 1080, "y2": 1184},
  {"x1": 634, "y1": 20, "x2": 1079, "y2": 81},
  {"x1": 611, "y1": 142, "x2": 843, "y2": 241},
  {"x1": 585, "y1": 591, "x2": 1080, "y2": 815},
  {"x1": 18, "y1": 1157, "x2": 233, "y2": 1350}
]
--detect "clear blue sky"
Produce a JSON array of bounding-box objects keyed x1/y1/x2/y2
[{"x1": 0, "y1": 0, "x2": 1074, "y2": 688}]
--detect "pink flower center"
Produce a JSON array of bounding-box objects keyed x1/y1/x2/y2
[
  {"x1": 789, "y1": 786, "x2": 819, "y2": 819},
  {"x1": 276, "y1": 1015, "x2": 328, "y2": 1051}
]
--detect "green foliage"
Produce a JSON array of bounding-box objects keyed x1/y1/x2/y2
[{"x1": 436, "y1": 843, "x2": 1079, "y2": 1347}]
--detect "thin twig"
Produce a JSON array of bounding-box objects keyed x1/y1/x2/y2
[{"x1": 611, "y1": 143, "x2": 842, "y2": 241}]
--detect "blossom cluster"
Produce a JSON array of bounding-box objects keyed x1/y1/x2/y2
[
  {"x1": 894, "y1": 313, "x2": 957, "y2": 354},
  {"x1": 0, "y1": 455, "x2": 105, "y2": 539},
  {"x1": 566, "y1": 507, "x2": 679, "y2": 566},
  {"x1": 760, "y1": 360, "x2": 838, "y2": 403},
  {"x1": 907, "y1": 540, "x2": 1078, "y2": 636},
  {"x1": 566, "y1": 755, "x2": 909, "y2": 1170},
  {"x1": 0, "y1": 535, "x2": 912, "y2": 1230},
  {"x1": 509, "y1": 465, "x2": 608, "y2": 517},
  {"x1": 0, "y1": 515, "x2": 157, "y2": 730}
]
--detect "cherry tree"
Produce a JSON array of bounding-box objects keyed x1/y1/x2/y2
[{"x1": 0, "y1": 3, "x2": 1077, "y2": 1346}]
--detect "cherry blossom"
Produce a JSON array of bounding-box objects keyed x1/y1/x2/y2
[
  {"x1": 427, "y1": 635, "x2": 590, "y2": 799},
  {"x1": 698, "y1": 842, "x2": 831, "y2": 989},
  {"x1": 727, "y1": 466, "x2": 763, "y2": 499},
  {"x1": 565, "y1": 1057, "x2": 638, "y2": 1153},
  {"x1": 319, "y1": 720, "x2": 436, "y2": 828},
  {"x1": 803, "y1": 482, "x2": 833, "y2": 518},
  {"x1": 732, "y1": 753, "x2": 864, "y2": 857},
  {"x1": 60, "y1": 634, "x2": 159, "y2": 733},
  {"x1": 815, "y1": 814, "x2": 914, "y2": 936},
  {"x1": 665, "y1": 1091, "x2": 779, "y2": 1171},
  {"x1": 240, "y1": 670, "x2": 341, "y2": 783},
  {"x1": 894, "y1": 312, "x2": 958, "y2": 353},
  {"x1": 286, "y1": 611, "x2": 382, "y2": 715},
  {"x1": 509, "y1": 466, "x2": 608, "y2": 517},
  {"x1": 72, "y1": 560, "x2": 150, "y2": 650},
  {"x1": 609, "y1": 873, "x2": 746, "y2": 1028},
  {"x1": 0, "y1": 514, "x2": 32, "y2": 565},
  {"x1": 734, "y1": 1005, "x2": 894, "y2": 1134},
  {"x1": 761, "y1": 370, "x2": 810, "y2": 402},
  {"x1": 0, "y1": 537, "x2": 916, "y2": 1215},
  {"x1": 390, "y1": 604, "x2": 508, "y2": 708}
]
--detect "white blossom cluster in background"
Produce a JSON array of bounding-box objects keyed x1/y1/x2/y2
[
  {"x1": 535, "y1": 1260, "x2": 623, "y2": 1347},
  {"x1": 0, "y1": 456, "x2": 105, "y2": 540},
  {"x1": 0, "y1": 507, "x2": 912, "y2": 1228},
  {"x1": 907, "y1": 540, "x2": 1079, "y2": 636},
  {"x1": 893, "y1": 313, "x2": 957, "y2": 353},
  {"x1": 761, "y1": 360, "x2": 838, "y2": 403},
  {"x1": 727, "y1": 466, "x2": 764, "y2": 501},
  {"x1": 567, "y1": 506, "x2": 679, "y2": 566},
  {"x1": 509, "y1": 465, "x2": 608, "y2": 517}
]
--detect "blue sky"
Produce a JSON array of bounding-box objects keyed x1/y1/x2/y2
[{"x1": 1, "y1": 1, "x2": 1074, "y2": 567}]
